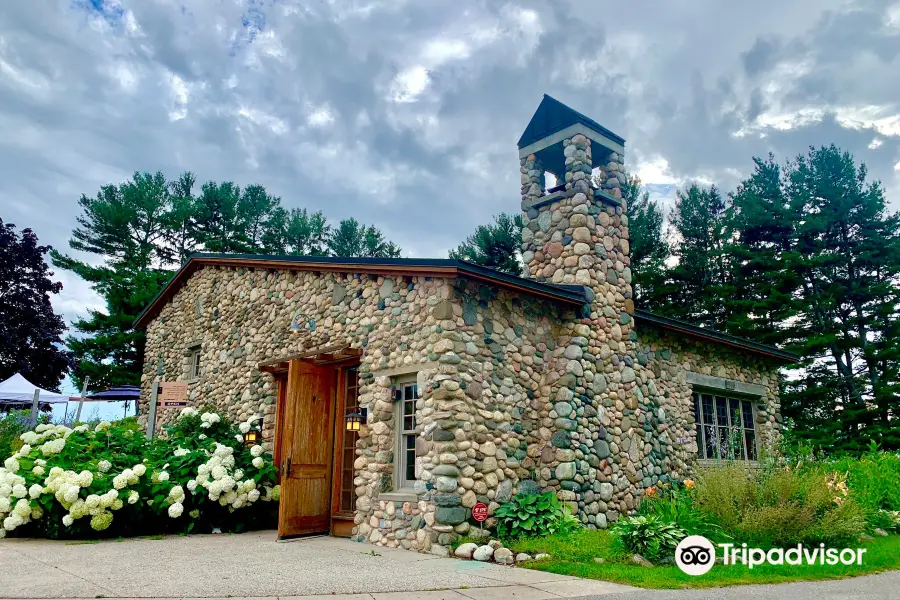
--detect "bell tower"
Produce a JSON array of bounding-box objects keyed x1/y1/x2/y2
[{"x1": 519, "y1": 95, "x2": 645, "y2": 524}]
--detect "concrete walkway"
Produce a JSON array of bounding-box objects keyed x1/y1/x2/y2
[{"x1": 0, "y1": 530, "x2": 633, "y2": 599}]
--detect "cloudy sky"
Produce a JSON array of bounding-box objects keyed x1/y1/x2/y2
[{"x1": 2, "y1": 0, "x2": 900, "y2": 397}]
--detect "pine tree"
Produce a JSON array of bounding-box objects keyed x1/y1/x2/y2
[
  {"x1": 726, "y1": 146, "x2": 900, "y2": 451},
  {"x1": 449, "y1": 213, "x2": 523, "y2": 274},
  {"x1": 621, "y1": 175, "x2": 669, "y2": 305},
  {"x1": 663, "y1": 184, "x2": 731, "y2": 328},
  {"x1": 327, "y1": 218, "x2": 401, "y2": 258},
  {"x1": 51, "y1": 172, "x2": 175, "y2": 390}
]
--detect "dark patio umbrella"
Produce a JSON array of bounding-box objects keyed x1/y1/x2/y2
[
  {"x1": 84, "y1": 385, "x2": 142, "y2": 418},
  {"x1": 86, "y1": 385, "x2": 141, "y2": 401}
]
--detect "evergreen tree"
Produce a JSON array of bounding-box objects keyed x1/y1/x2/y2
[
  {"x1": 621, "y1": 175, "x2": 669, "y2": 305},
  {"x1": 0, "y1": 219, "x2": 71, "y2": 390},
  {"x1": 449, "y1": 213, "x2": 523, "y2": 274},
  {"x1": 663, "y1": 184, "x2": 731, "y2": 328},
  {"x1": 51, "y1": 171, "x2": 175, "y2": 390},
  {"x1": 166, "y1": 171, "x2": 199, "y2": 264},
  {"x1": 264, "y1": 207, "x2": 330, "y2": 256},
  {"x1": 726, "y1": 146, "x2": 900, "y2": 451},
  {"x1": 193, "y1": 182, "x2": 246, "y2": 253},
  {"x1": 327, "y1": 218, "x2": 402, "y2": 258}
]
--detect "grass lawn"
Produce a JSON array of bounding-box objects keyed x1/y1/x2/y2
[{"x1": 507, "y1": 529, "x2": 900, "y2": 589}]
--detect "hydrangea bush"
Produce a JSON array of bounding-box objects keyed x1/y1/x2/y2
[{"x1": 0, "y1": 408, "x2": 279, "y2": 539}]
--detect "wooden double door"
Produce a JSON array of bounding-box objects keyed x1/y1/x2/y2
[{"x1": 276, "y1": 360, "x2": 360, "y2": 539}]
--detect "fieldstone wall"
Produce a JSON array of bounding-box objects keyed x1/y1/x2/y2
[
  {"x1": 141, "y1": 265, "x2": 464, "y2": 551},
  {"x1": 634, "y1": 323, "x2": 782, "y2": 479}
]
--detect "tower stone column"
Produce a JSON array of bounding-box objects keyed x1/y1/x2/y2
[{"x1": 517, "y1": 95, "x2": 650, "y2": 526}]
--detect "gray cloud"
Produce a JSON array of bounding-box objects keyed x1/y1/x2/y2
[{"x1": 2, "y1": 0, "x2": 900, "y2": 339}]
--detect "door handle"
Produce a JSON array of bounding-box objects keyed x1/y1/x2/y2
[{"x1": 285, "y1": 456, "x2": 292, "y2": 478}]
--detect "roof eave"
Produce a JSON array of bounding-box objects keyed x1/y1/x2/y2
[{"x1": 633, "y1": 309, "x2": 799, "y2": 364}]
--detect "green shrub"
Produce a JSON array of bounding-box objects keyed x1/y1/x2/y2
[
  {"x1": 610, "y1": 515, "x2": 686, "y2": 561},
  {"x1": 820, "y1": 447, "x2": 900, "y2": 529},
  {"x1": 692, "y1": 464, "x2": 866, "y2": 547},
  {"x1": 495, "y1": 492, "x2": 579, "y2": 539},
  {"x1": 0, "y1": 408, "x2": 279, "y2": 539},
  {"x1": 638, "y1": 481, "x2": 728, "y2": 542}
]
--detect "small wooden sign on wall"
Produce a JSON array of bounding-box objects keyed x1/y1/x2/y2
[{"x1": 158, "y1": 381, "x2": 188, "y2": 407}]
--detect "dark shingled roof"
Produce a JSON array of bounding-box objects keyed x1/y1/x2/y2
[{"x1": 517, "y1": 94, "x2": 626, "y2": 149}]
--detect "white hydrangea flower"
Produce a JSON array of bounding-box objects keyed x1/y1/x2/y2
[
  {"x1": 179, "y1": 407, "x2": 199, "y2": 419},
  {"x1": 98, "y1": 460, "x2": 112, "y2": 473},
  {"x1": 111, "y1": 499, "x2": 124, "y2": 511},
  {"x1": 248, "y1": 489, "x2": 260, "y2": 503},
  {"x1": 233, "y1": 469, "x2": 243, "y2": 481},
  {"x1": 12, "y1": 484, "x2": 27, "y2": 498},
  {"x1": 186, "y1": 480, "x2": 197, "y2": 493},
  {"x1": 128, "y1": 491, "x2": 139, "y2": 504},
  {"x1": 4, "y1": 457, "x2": 19, "y2": 472},
  {"x1": 239, "y1": 421, "x2": 251, "y2": 434},
  {"x1": 168, "y1": 502, "x2": 184, "y2": 518},
  {"x1": 35, "y1": 424, "x2": 52, "y2": 433},
  {"x1": 0, "y1": 498, "x2": 10, "y2": 512},
  {"x1": 173, "y1": 448, "x2": 189, "y2": 457},
  {"x1": 198, "y1": 434, "x2": 207, "y2": 440},
  {"x1": 85, "y1": 494, "x2": 101, "y2": 509},
  {"x1": 250, "y1": 445, "x2": 264, "y2": 457},
  {"x1": 17, "y1": 444, "x2": 32, "y2": 456},
  {"x1": 95, "y1": 421, "x2": 112, "y2": 432},
  {"x1": 63, "y1": 486, "x2": 79, "y2": 504},
  {"x1": 40, "y1": 438, "x2": 66, "y2": 456},
  {"x1": 235, "y1": 434, "x2": 243, "y2": 443},
  {"x1": 62, "y1": 514, "x2": 74, "y2": 527},
  {"x1": 13, "y1": 499, "x2": 31, "y2": 518},
  {"x1": 74, "y1": 471, "x2": 92, "y2": 488},
  {"x1": 213, "y1": 443, "x2": 232, "y2": 458},
  {"x1": 132, "y1": 464, "x2": 146, "y2": 477},
  {"x1": 34, "y1": 458, "x2": 46, "y2": 466},
  {"x1": 211, "y1": 465, "x2": 227, "y2": 480},
  {"x1": 197, "y1": 464, "x2": 210, "y2": 476},
  {"x1": 28, "y1": 484, "x2": 42, "y2": 499},
  {"x1": 189, "y1": 509, "x2": 200, "y2": 518},
  {"x1": 30, "y1": 506, "x2": 43, "y2": 519},
  {"x1": 168, "y1": 485, "x2": 185, "y2": 501},
  {"x1": 252, "y1": 457, "x2": 264, "y2": 469},
  {"x1": 32, "y1": 465, "x2": 45, "y2": 476},
  {"x1": 20, "y1": 431, "x2": 39, "y2": 445},
  {"x1": 112, "y1": 474, "x2": 128, "y2": 490}
]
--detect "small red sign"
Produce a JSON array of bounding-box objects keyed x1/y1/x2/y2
[{"x1": 472, "y1": 502, "x2": 489, "y2": 522}]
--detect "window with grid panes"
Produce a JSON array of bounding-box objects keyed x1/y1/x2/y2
[
  {"x1": 188, "y1": 348, "x2": 201, "y2": 380},
  {"x1": 692, "y1": 392, "x2": 758, "y2": 461},
  {"x1": 396, "y1": 381, "x2": 418, "y2": 488}
]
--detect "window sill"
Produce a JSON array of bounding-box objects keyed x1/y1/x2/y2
[
  {"x1": 698, "y1": 459, "x2": 760, "y2": 468},
  {"x1": 379, "y1": 490, "x2": 419, "y2": 502}
]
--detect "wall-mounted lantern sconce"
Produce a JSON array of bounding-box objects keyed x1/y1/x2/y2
[{"x1": 345, "y1": 408, "x2": 367, "y2": 432}]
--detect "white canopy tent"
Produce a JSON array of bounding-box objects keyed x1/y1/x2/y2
[{"x1": 0, "y1": 373, "x2": 69, "y2": 405}]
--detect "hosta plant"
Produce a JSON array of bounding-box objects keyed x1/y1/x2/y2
[
  {"x1": 611, "y1": 514, "x2": 687, "y2": 562},
  {"x1": 495, "y1": 491, "x2": 580, "y2": 539},
  {"x1": 0, "y1": 408, "x2": 279, "y2": 539}
]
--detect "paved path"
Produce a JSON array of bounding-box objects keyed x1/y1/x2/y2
[
  {"x1": 1, "y1": 531, "x2": 898, "y2": 599},
  {"x1": 0, "y1": 530, "x2": 631, "y2": 599},
  {"x1": 579, "y1": 570, "x2": 900, "y2": 600}
]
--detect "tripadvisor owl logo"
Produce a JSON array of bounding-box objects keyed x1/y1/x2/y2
[
  {"x1": 674, "y1": 535, "x2": 868, "y2": 576},
  {"x1": 675, "y1": 535, "x2": 716, "y2": 576}
]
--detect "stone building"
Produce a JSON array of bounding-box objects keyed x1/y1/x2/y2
[{"x1": 134, "y1": 95, "x2": 796, "y2": 551}]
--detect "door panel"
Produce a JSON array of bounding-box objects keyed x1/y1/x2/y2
[{"x1": 278, "y1": 360, "x2": 336, "y2": 539}]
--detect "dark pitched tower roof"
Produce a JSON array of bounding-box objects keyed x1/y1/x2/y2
[{"x1": 517, "y1": 94, "x2": 626, "y2": 150}]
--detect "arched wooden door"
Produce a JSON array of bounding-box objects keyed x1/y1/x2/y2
[{"x1": 277, "y1": 360, "x2": 337, "y2": 539}]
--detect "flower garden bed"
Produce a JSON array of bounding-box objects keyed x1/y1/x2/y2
[{"x1": 0, "y1": 408, "x2": 279, "y2": 539}]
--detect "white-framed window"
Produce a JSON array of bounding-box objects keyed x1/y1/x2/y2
[
  {"x1": 188, "y1": 347, "x2": 201, "y2": 380},
  {"x1": 693, "y1": 392, "x2": 758, "y2": 461},
  {"x1": 394, "y1": 379, "x2": 418, "y2": 489}
]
